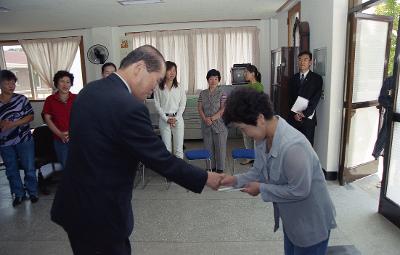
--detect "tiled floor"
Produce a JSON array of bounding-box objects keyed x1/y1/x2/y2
[{"x1": 0, "y1": 139, "x2": 399, "y2": 255}]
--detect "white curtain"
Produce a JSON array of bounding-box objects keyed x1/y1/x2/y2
[
  {"x1": 130, "y1": 27, "x2": 259, "y2": 94},
  {"x1": 0, "y1": 47, "x2": 6, "y2": 70},
  {"x1": 131, "y1": 31, "x2": 190, "y2": 92},
  {"x1": 19, "y1": 37, "x2": 81, "y2": 89},
  {"x1": 224, "y1": 27, "x2": 259, "y2": 84}
]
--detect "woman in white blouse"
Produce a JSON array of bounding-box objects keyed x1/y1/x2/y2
[{"x1": 154, "y1": 61, "x2": 186, "y2": 159}]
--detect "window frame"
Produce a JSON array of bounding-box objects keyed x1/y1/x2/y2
[{"x1": 0, "y1": 37, "x2": 87, "y2": 100}]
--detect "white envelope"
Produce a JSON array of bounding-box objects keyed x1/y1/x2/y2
[{"x1": 291, "y1": 96, "x2": 315, "y2": 119}]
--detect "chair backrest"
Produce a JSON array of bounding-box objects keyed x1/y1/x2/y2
[{"x1": 32, "y1": 125, "x2": 58, "y2": 168}]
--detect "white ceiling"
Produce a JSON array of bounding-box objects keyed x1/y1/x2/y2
[{"x1": 0, "y1": 0, "x2": 286, "y2": 34}]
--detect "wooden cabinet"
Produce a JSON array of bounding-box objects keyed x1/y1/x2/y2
[{"x1": 270, "y1": 47, "x2": 298, "y2": 120}]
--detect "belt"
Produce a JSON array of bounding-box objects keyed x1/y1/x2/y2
[{"x1": 165, "y1": 112, "x2": 177, "y2": 117}]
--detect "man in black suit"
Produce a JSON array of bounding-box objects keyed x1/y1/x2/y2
[
  {"x1": 51, "y1": 45, "x2": 223, "y2": 255},
  {"x1": 288, "y1": 51, "x2": 323, "y2": 146}
]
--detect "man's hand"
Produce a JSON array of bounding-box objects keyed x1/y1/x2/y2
[
  {"x1": 206, "y1": 172, "x2": 224, "y2": 190},
  {"x1": 242, "y1": 182, "x2": 260, "y2": 196},
  {"x1": 220, "y1": 175, "x2": 237, "y2": 187},
  {"x1": 0, "y1": 120, "x2": 15, "y2": 131},
  {"x1": 294, "y1": 113, "x2": 303, "y2": 122}
]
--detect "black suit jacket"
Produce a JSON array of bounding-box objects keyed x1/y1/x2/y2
[
  {"x1": 288, "y1": 71, "x2": 323, "y2": 122},
  {"x1": 51, "y1": 74, "x2": 207, "y2": 241}
]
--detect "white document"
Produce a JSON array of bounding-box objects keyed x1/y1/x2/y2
[
  {"x1": 218, "y1": 187, "x2": 244, "y2": 192},
  {"x1": 291, "y1": 96, "x2": 309, "y2": 113},
  {"x1": 291, "y1": 96, "x2": 315, "y2": 120}
]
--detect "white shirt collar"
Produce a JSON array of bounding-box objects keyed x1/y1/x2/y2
[
  {"x1": 300, "y1": 70, "x2": 310, "y2": 78},
  {"x1": 114, "y1": 72, "x2": 132, "y2": 94}
]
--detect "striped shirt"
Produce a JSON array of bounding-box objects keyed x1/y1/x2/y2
[
  {"x1": 198, "y1": 87, "x2": 227, "y2": 133},
  {"x1": 0, "y1": 93, "x2": 33, "y2": 147}
]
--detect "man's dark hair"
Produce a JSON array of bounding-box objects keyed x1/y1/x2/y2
[
  {"x1": 0, "y1": 69, "x2": 18, "y2": 83},
  {"x1": 206, "y1": 69, "x2": 221, "y2": 81},
  {"x1": 101, "y1": 62, "x2": 117, "y2": 73},
  {"x1": 223, "y1": 87, "x2": 274, "y2": 126},
  {"x1": 120, "y1": 45, "x2": 165, "y2": 72},
  {"x1": 159, "y1": 61, "x2": 178, "y2": 90},
  {"x1": 298, "y1": 51, "x2": 312, "y2": 60},
  {"x1": 53, "y1": 70, "x2": 74, "y2": 87}
]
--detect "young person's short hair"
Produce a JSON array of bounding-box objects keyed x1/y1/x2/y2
[
  {"x1": 223, "y1": 87, "x2": 274, "y2": 126},
  {"x1": 206, "y1": 69, "x2": 221, "y2": 81},
  {"x1": 101, "y1": 62, "x2": 117, "y2": 74},
  {"x1": 298, "y1": 51, "x2": 312, "y2": 60},
  {"x1": 0, "y1": 70, "x2": 18, "y2": 83}
]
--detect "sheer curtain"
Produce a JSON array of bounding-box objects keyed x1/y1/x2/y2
[
  {"x1": 129, "y1": 27, "x2": 259, "y2": 94},
  {"x1": 131, "y1": 31, "x2": 190, "y2": 92},
  {"x1": 224, "y1": 27, "x2": 259, "y2": 84},
  {"x1": 0, "y1": 47, "x2": 6, "y2": 70},
  {"x1": 19, "y1": 36, "x2": 81, "y2": 90}
]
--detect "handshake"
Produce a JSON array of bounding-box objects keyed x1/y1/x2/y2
[
  {"x1": 205, "y1": 171, "x2": 261, "y2": 197},
  {"x1": 206, "y1": 171, "x2": 235, "y2": 190}
]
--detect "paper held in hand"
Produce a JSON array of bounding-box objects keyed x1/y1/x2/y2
[
  {"x1": 218, "y1": 187, "x2": 245, "y2": 192},
  {"x1": 290, "y1": 96, "x2": 315, "y2": 119},
  {"x1": 291, "y1": 96, "x2": 309, "y2": 113}
]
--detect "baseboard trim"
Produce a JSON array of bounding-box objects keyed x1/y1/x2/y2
[{"x1": 323, "y1": 169, "x2": 337, "y2": 181}]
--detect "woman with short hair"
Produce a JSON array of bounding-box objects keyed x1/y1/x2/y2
[
  {"x1": 0, "y1": 70, "x2": 38, "y2": 206},
  {"x1": 198, "y1": 69, "x2": 228, "y2": 173},
  {"x1": 221, "y1": 87, "x2": 336, "y2": 255},
  {"x1": 42, "y1": 70, "x2": 77, "y2": 169}
]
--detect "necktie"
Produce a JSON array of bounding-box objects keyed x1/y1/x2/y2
[{"x1": 300, "y1": 73, "x2": 305, "y2": 84}]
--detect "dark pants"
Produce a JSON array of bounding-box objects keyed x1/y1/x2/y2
[
  {"x1": 67, "y1": 233, "x2": 131, "y2": 255},
  {"x1": 284, "y1": 230, "x2": 330, "y2": 255},
  {"x1": 289, "y1": 116, "x2": 316, "y2": 146}
]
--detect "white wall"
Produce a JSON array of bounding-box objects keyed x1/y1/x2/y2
[{"x1": 273, "y1": 0, "x2": 348, "y2": 174}]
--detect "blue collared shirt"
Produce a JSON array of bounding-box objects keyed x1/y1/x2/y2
[{"x1": 234, "y1": 116, "x2": 336, "y2": 247}]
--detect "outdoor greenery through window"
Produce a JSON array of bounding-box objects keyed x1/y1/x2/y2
[{"x1": 1, "y1": 44, "x2": 84, "y2": 100}]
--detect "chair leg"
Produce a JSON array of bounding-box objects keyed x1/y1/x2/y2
[
  {"x1": 232, "y1": 159, "x2": 236, "y2": 175},
  {"x1": 141, "y1": 163, "x2": 145, "y2": 189}
]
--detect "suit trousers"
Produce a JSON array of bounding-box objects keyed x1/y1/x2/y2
[
  {"x1": 159, "y1": 117, "x2": 184, "y2": 159},
  {"x1": 67, "y1": 233, "x2": 131, "y2": 255},
  {"x1": 202, "y1": 126, "x2": 228, "y2": 171},
  {"x1": 290, "y1": 116, "x2": 316, "y2": 146}
]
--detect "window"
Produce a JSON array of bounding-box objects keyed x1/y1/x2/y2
[
  {"x1": 129, "y1": 26, "x2": 259, "y2": 94},
  {"x1": 1, "y1": 40, "x2": 85, "y2": 99}
]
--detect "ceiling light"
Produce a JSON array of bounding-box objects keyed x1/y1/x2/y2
[
  {"x1": 0, "y1": 7, "x2": 10, "y2": 12},
  {"x1": 118, "y1": 0, "x2": 164, "y2": 5}
]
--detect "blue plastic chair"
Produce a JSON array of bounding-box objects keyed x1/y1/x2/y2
[
  {"x1": 184, "y1": 149, "x2": 212, "y2": 170},
  {"x1": 231, "y1": 148, "x2": 255, "y2": 174}
]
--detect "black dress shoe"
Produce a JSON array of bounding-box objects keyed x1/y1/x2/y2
[
  {"x1": 30, "y1": 195, "x2": 39, "y2": 203},
  {"x1": 216, "y1": 169, "x2": 224, "y2": 174},
  {"x1": 12, "y1": 197, "x2": 24, "y2": 207}
]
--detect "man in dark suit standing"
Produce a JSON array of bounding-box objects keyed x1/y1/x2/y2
[
  {"x1": 288, "y1": 51, "x2": 323, "y2": 146},
  {"x1": 51, "y1": 45, "x2": 223, "y2": 255}
]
